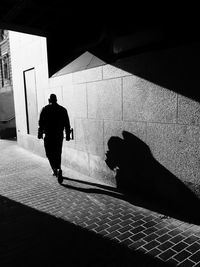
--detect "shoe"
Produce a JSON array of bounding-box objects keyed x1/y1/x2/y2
[
  {"x1": 52, "y1": 169, "x2": 57, "y2": 176},
  {"x1": 57, "y1": 169, "x2": 62, "y2": 177},
  {"x1": 57, "y1": 169, "x2": 63, "y2": 184}
]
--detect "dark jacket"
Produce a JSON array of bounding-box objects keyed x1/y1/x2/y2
[{"x1": 38, "y1": 103, "x2": 70, "y2": 139}]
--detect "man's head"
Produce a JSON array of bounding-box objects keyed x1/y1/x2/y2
[{"x1": 49, "y1": 94, "x2": 57, "y2": 104}]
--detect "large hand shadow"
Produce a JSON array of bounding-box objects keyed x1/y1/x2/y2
[
  {"x1": 105, "y1": 131, "x2": 200, "y2": 224},
  {"x1": 61, "y1": 131, "x2": 200, "y2": 225}
]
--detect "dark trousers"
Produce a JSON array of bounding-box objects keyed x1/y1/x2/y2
[{"x1": 44, "y1": 135, "x2": 63, "y2": 171}]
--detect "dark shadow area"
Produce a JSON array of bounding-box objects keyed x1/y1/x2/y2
[
  {"x1": 0, "y1": 194, "x2": 172, "y2": 267},
  {"x1": 61, "y1": 131, "x2": 200, "y2": 225},
  {"x1": 109, "y1": 40, "x2": 200, "y2": 102},
  {"x1": 61, "y1": 176, "x2": 120, "y2": 194},
  {"x1": 105, "y1": 131, "x2": 200, "y2": 224},
  {"x1": 0, "y1": 127, "x2": 16, "y2": 140}
]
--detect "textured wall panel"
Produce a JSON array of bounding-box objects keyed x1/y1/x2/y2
[
  {"x1": 62, "y1": 147, "x2": 90, "y2": 176},
  {"x1": 73, "y1": 67, "x2": 102, "y2": 84},
  {"x1": 178, "y1": 95, "x2": 200, "y2": 126},
  {"x1": 123, "y1": 121, "x2": 147, "y2": 142},
  {"x1": 73, "y1": 83, "x2": 87, "y2": 118},
  {"x1": 75, "y1": 118, "x2": 104, "y2": 156},
  {"x1": 89, "y1": 154, "x2": 116, "y2": 186},
  {"x1": 147, "y1": 123, "x2": 200, "y2": 183},
  {"x1": 88, "y1": 78, "x2": 122, "y2": 119},
  {"x1": 123, "y1": 76, "x2": 177, "y2": 123}
]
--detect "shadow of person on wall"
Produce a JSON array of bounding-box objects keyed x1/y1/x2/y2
[
  {"x1": 60, "y1": 131, "x2": 200, "y2": 225},
  {"x1": 105, "y1": 131, "x2": 200, "y2": 224}
]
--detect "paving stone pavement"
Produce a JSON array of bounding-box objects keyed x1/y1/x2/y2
[{"x1": 1, "y1": 139, "x2": 200, "y2": 266}]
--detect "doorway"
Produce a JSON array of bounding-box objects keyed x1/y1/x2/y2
[{"x1": 24, "y1": 68, "x2": 38, "y2": 135}]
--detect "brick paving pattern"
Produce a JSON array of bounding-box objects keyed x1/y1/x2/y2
[{"x1": 1, "y1": 139, "x2": 200, "y2": 266}]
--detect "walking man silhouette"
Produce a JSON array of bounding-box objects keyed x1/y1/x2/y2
[{"x1": 38, "y1": 94, "x2": 71, "y2": 180}]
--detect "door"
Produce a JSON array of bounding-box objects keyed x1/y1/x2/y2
[{"x1": 24, "y1": 68, "x2": 38, "y2": 135}]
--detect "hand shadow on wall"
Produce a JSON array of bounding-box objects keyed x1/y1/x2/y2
[
  {"x1": 61, "y1": 131, "x2": 200, "y2": 225},
  {"x1": 105, "y1": 131, "x2": 200, "y2": 224}
]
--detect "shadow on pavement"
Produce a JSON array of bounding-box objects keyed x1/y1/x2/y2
[
  {"x1": 0, "y1": 194, "x2": 172, "y2": 267},
  {"x1": 61, "y1": 176, "x2": 200, "y2": 225},
  {"x1": 60, "y1": 131, "x2": 200, "y2": 225}
]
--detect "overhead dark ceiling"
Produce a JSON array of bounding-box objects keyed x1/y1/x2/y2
[{"x1": 0, "y1": 0, "x2": 199, "y2": 76}]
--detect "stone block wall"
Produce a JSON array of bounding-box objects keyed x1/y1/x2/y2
[
  {"x1": 9, "y1": 30, "x2": 200, "y2": 195},
  {"x1": 48, "y1": 43, "x2": 200, "y2": 193}
]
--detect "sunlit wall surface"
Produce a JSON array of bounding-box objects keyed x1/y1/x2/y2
[{"x1": 9, "y1": 30, "x2": 49, "y2": 155}]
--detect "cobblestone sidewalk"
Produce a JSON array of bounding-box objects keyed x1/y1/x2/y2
[{"x1": 1, "y1": 139, "x2": 200, "y2": 266}]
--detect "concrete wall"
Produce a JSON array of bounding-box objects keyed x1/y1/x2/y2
[
  {"x1": 9, "y1": 31, "x2": 200, "y2": 195},
  {"x1": 9, "y1": 31, "x2": 48, "y2": 154},
  {"x1": 48, "y1": 43, "x2": 200, "y2": 193}
]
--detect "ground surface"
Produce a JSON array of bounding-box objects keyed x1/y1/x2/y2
[{"x1": 1, "y1": 140, "x2": 200, "y2": 266}]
